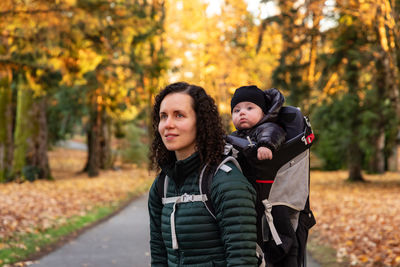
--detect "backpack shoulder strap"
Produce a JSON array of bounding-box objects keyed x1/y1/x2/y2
[
  {"x1": 199, "y1": 156, "x2": 243, "y2": 218},
  {"x1": 156, "y1": 171, "x2": 168, "y2": 200}
]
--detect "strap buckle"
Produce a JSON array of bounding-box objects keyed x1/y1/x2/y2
[
  {"x1": 181, "y1": 193, "x2": 194, "y2": 202},
  {"x1": 301, "y1": 133, "x2": 315, "y2": 145}
]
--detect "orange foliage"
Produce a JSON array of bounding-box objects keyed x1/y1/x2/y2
[
  {"x1": 310, "y1": 170, "x2": 400, "y2": 266},
  {"x1": 0, "y1": 148, "x2": 154, "y2": 242}
]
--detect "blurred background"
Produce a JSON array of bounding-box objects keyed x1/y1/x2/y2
[
  {"x1": 0, "y1": 0, "x2": 400, "y2": 266},
  {"x1": 1, "y1": 0, "x2": 399, "y2": 180}
]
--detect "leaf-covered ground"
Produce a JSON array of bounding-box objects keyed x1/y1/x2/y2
[
  {"x1": 310, "y1": 171, "x2": 400, "y2": 267},
  {"x1": 0, "y1": 148, "x2": 154, "y2": 243}
]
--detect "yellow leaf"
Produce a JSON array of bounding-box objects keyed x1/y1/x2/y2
[
  {"x1": 359, "y1": 255, "x2": 369, "y2": 263},
  {"x1": 78, "y1": 48, "x2": 103, "y2": 74},
  {"x1": 48, "y1": 58, "x2": 64, "y2": 70},
  {"x1": 25, "y1": 72, "x2": 44, "y2": 97},
  {"x1": 65, "y1": 0, "x2": 77, "y2": 5}
]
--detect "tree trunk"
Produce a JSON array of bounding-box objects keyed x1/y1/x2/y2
[
  {"x1": 388, "y1": 144, "x2": 399, "y2": 172},
  {"x1": 369, "y1": 52, "x2": 389, "y2": 174},
  {"x1": 85, "y1": 103, "x2": 101, "y2": 177},
  {"x1": 0, "y1": 67, "x2": 13, "y2": 182},
  {"x1": 12, "y1": 75, "x2": 34, "y2": 177},
  {"x1": 368, "y1": 130, "x2": 386, "y2": 173},
  {"x1": 12, "y1": 75, "x2": 51, "y2": 181},
  {"x1": 32, "y1": 97, "x2": 51, "y2": 179},
  {"x1": 306, "y1": 1, "x2": 322, "y2": 111},
  {"x1": 345, "y1": 56, "x2": 364, "y2": 182},
  {"x1": 378, "y1": 2, "x2": 400, "y2": 172},
  {"x1": 348, "y1": 142, "x2": 364, "y2": 181},
  {"x1": 84, "y1": 90, "x2": 114, "y2": 177},
  {"x1": 99, "y1": 113, "x2": 113, "y2": 169}
]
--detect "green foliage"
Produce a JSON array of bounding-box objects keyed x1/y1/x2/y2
[
  {"x1": 21, "y1": 165, "x2": 40, "y2": 182},
  {"x1": 47, "y1": 85, "x2": 88, "y2": 145},
  {"x1": 312, "y1": 98, "x2": 350, "y2": 170},
  {"x1": 312, "y1": 89, "x2": 398, "y2": 171},
  {"x1": 358, "y1": 91, "x2": 398, "y2": 171},
  {"x1": 119, "y1": 123, "x2": 149, "y2": 165}
]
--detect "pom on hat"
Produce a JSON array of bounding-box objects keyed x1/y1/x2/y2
[{"x1": 231, "y1": 85, "x2": 268, "y2": 114}]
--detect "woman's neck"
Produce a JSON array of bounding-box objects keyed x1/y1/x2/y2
[{"x1": 175, "y1": 149, "x2": 197, "y2": 161}]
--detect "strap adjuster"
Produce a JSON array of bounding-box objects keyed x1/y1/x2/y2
[
  {"x1": 181, "y1": 193, "x2": 194, "y2": 202},
  {"x1": 302, "y1": 133, "x2": 315, "y2": 145}
]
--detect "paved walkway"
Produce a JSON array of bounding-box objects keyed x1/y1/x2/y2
[
  {"x1": 31, "y1": 194, "x2": 320, "y2": 267},
  {"x1": 31, "y1": 195, "x2": 151, "y2": 267}
]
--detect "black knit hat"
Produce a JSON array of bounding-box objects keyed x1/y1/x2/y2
[{"x1": 231, "y1": 85, "x2": 268, "y2": 114}]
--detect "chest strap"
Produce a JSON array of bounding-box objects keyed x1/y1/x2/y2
[
  {"x1": 162, "y1": 192, "x2": 208, "y2": 250},
  {"x1": 160, "y1": 161, "x2": 235, "y2": 250}
]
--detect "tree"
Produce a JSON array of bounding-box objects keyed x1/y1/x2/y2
[
  {"x1": 257, "y1": 0, "x2": 325, "y2": 110},
  {"x1": 0, "y1": 0, "x2": 168, "y2": 179},
  {"x1": 312, "y1": 0, "x2": 399, "y2": 178},
  {"x1": 12, "y1": 73, "x2": 51, "y2": 180},
  {"x1": 0, "y1": 65, "x2": 13, "y2": 182},
  {"x1": 164, "y1": 0, "x2": 279, "y2": 122},
  {"x1": 72, "y1": 0, "x2": 167, "y2": 176}
]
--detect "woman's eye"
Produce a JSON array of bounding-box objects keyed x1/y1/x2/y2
[
  {"x1": 160, "y1": 114, "x2": 167, "y2": 120},
  {"x1": 176, "y1": 113, "x2": 183, "y2": 118}
]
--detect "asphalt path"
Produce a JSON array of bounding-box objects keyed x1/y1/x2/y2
[
  {"x1": 31, "y1": 194, "x2": 151, "y2": 267},
  {"x1": 31, "y1": 193, "x2": 320, "y2": 267}
]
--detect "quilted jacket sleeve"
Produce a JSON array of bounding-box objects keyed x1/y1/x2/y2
[
  {"x1": 210, "y1": 163, "x2": 258, "y2": 267},
  {"x1": 255, "y1": 122, "x2": 286, "y2": 152},
  {"x1": 148, "y1": 177, "x2": 168, "y2": 266}
]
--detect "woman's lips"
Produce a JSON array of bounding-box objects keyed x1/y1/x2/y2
[{"x1": 165, "y1": 134, "x2": 178, "y2": 141}]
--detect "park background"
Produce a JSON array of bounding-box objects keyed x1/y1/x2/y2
[{"x1": 1, "y1": 0, "x2": 400, "y2": 266}]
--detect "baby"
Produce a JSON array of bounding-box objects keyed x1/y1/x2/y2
[{"x1": 231, "y1": 85, "x2": 286, "y2": 160}]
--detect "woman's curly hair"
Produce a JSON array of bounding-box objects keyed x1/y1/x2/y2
[{"x1": 149, "y1": 82, "x2": 226, "y2": 172}]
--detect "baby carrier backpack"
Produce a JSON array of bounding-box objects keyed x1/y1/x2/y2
[
  {"x1": 225, "y1": 104, "x2": 316, "y2": 267},
  {"x1": 156, "y1": 89, "x2": 316, "y2": 267}
]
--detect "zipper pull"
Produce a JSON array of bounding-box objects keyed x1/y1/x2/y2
[{"x1": 246, "y1": 136, "x2": 255, "y2": 147}]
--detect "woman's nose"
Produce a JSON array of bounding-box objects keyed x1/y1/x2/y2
[{"x1": 164, "y1": 117, "x2": 174, "y2": 128}]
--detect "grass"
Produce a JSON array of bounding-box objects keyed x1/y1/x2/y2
[{"x1": 0, "y1": 193, "x2": 141, "y2": 267}]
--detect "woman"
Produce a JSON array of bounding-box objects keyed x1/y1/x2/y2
[{"x1": 148, "y1": 82, "x2": 258, "y2": 266}]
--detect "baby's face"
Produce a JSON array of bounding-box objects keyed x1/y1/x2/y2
[{"x1": 232, "y1": 101, "x2": 264, "y2": 130}]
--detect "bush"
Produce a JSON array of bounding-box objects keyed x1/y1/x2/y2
[
  {"x1": 22, "y1": 165, "x2": 40, "y2": 182},
  {"x1": 311, "y1": 99, "x2": 349, "y2": 170}
]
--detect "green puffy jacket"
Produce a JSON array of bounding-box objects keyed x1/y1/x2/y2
[{"x1": 148, "y1": 153, "x2": 258, "y2": 267}]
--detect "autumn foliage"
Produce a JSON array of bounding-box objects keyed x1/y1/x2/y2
[{"x1": 310, "y1": 171, "x2": 400, "y2": 266}]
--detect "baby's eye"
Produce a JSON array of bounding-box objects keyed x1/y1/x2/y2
[
  {"x1": 247, "y1": 106, "x2": 253, "y2": 110},
  {"x1": 233, "y1": 109, "x2": 240, "y2": 113}
]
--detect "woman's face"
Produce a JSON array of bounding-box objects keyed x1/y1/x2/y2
[{"x1": 158, "y1": 92, "x2": 197, "y2": 161}]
